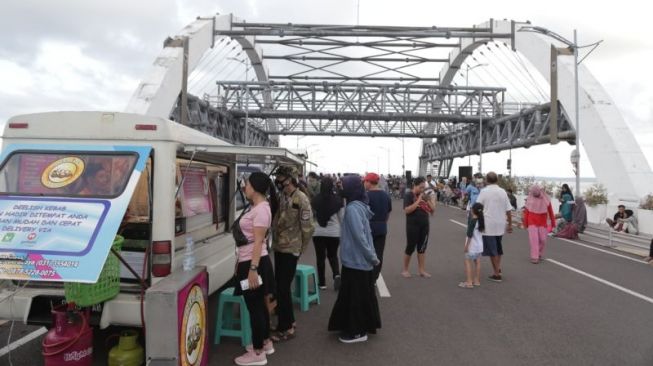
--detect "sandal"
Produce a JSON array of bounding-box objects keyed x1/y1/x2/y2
[
  {"x1": 458, "y1": 282, "x2": 474, "y2": 289},
  {"x1": 473, "y1": 283, "x2": 481, "y2": 287},
  {"x1": 270, "y1": 330, "x2": 296, "y2": 343}
]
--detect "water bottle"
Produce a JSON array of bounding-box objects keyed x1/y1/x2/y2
[{"x1": 183, "y1": 236, "x2": 195, "y2": 271}]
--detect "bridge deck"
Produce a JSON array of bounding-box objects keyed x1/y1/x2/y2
[
  {"x1": 209, "y1": 201, "x2": 653, "y2": 365},
  {"x1": 1, "y1": 201, "x2": 652, "y2": 365}
]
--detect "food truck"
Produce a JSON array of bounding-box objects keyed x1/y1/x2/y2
[{"x1": 0, "y1": 111, "x2": 303, "y2": 365}]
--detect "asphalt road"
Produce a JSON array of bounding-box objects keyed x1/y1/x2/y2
[{"x1": 2, "y1": 200, "x2": 653, "y2": 365}]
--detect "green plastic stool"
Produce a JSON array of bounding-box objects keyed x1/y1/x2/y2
[
  {"x1": 214, "y1": 287, "x2": 252, "y2": 347},
  {"x1": 292, "y1": 264, "x2": 321, "y2": 312}
]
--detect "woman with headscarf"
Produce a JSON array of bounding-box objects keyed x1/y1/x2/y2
[
  {"x1": 559, "y1": 184, "x2": 575, "y2": 222},
  {"x1": 328, "y1": 175, "x2": 381, "y2": 344},
  {"x1": 522, "y1": 185, "x2": 556, "y2": 264},
  {"x1": 311, "y1": 177, "x2": 344, "y2": 290},
  {"x1": 572, "y1": 196, "x2": 588, "y2": 233}
]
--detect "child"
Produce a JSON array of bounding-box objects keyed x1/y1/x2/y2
[{"x1": 459, "y1": 203, "x2": 484, "y2": 289}]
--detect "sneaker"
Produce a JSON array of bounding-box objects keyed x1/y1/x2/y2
[
  {"x1": 319, "y1": 285, "x2": 327, "y2": 290},
  {"x1": 333, "y1": 275, "x2": 341, "y2": 291},
  {"x1": 339, "y1": 333, "x2": 368, "y2": 344},
  {"x1": 488, "y1": 275, "x2": 503, "y2": 283},
  {"x1": 245, "y1": 341, "x2": 275, "y2": 355},
  {"x1": 234, "y1": 350, "x2": 267, "y2": 366}
]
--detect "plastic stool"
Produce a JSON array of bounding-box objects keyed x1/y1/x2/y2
[
  {"x1": 292, "y1": 264, "x2": 321, "y2": 312},
  {"x1": 214, "y1": 287, "x2": 252, "y2": 346}
]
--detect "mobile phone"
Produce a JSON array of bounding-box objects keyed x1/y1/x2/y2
[{"x1": 240, "y1": 275, "x2": 263, "y2": 291}]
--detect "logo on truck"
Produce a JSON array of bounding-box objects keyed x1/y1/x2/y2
[
  {"x1": 180, "y1": 284, "x2": 206, "y2": 366},
  {"x1": 41, "y1": 157, "x2": 85, "y2": 188}
]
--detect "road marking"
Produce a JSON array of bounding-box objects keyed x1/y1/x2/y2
[
  {"x1": 554, "y1": 237, "x2": 646, "y2": 264},
  {"x1": 376, "y1": 274, "x2": 391, "y2": 298},
  {"x1": 546, "y1": 258, "x2": 653, "y2": 305},
  {"x1": 450, "y1": 219, "x2": 646, "y2": 265},
  {"x1": 450, "y1": 219, "x2": 466, "y2": 228},
  {"x1": 0, "y1": 326, "x2": 47, "y2": 357}
]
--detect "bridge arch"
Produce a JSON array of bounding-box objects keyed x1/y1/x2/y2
[
  {"x1": 428, "y1": 19, "x2": 653, "y2": 201},
  {"x1": 126, "y1": 15, "x2": 652, "y2": 201}
]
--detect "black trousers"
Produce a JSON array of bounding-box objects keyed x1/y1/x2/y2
[
  {"x1": 372, "y1": 234, "x2": 387, "y2": 280},
  {"x1": 649, "y1": 239, "x2": 653, "y2": 257},
  {"x1": 274, "y1": 251, "x2": 298, "y2": 332},
  {"x1": 313, "y1": 236, "x2": 340, "y2": 286},
  {"x1": 236, "y1": 256, "x2": 273, "y2": 350}
]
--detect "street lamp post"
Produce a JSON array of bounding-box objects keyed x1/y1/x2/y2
[
  {"x1": 573, "y1": 29, "x2": 580, "y2": 199},
  {"x1": 518, "y1": 26, "x2": 602, "y2": 198},
  {"x1": 378, "y1": 146, "x2": 391, "y2": 175},
  {"x1": 465, "y1": 63, "x2": 488, "y2": 172},
  {"x1": 401, "y1": 138, "x2": 405, "y2": 176},
  {"x1": 227, "y1": 57, "x2": 252, "y2": 146},
  {"x1": 479, "y1": 90, "x2": 484, "y2": 174}
]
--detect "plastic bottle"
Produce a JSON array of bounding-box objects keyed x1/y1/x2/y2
[{"x1": 183, "y1": 236, "x2": 195, "y2": 271}]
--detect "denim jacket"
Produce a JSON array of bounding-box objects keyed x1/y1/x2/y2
[{"x1": 340, "y1": 201, "x2": 379, "y2": 271}]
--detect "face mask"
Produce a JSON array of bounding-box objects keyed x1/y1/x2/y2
[{"x1": 275, "y1": 181, "x2": 285, "y2": 191}]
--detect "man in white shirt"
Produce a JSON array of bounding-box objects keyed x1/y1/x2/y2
[{"x1": 476, "y1": 172, "x2": 513, "y2": 282}]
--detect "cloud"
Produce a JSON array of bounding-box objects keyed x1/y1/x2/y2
[{"x1": 0, "y1": 0, "x2": 651, "y2": 178}]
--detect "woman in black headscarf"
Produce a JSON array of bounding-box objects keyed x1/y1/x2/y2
[
  {"x1": 328, "y1": 175, "x2": 381, "y2": 343},
  {"x1": 311, "y1": 177, "x2": 344, "y2": 290}
]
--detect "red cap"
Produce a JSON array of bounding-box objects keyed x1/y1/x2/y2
[{"x1": 364, "y1": 172, "x2": 380, "y2": 184}]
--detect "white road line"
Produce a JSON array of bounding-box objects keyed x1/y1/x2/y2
[
  {"x1": 546, "y1": 258, "x2": 653, "y2": 305},
  {"x1": 450, "y1": 219, "x2": 646, "y2": 265},
  {"x1": 376, "y1": 274, "x2": 391, "y2": 298},
  {"x1": 0, "y1": 326, "x2": 47, "y2": 357},
  {"x1": 555, "y1": 237, "x2": 646, "y2": 264},
  {"x1": 450, "y1": 219, "x2": 466, "y2": 228}
]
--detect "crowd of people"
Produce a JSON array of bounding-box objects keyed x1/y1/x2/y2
[
  {"x1": 231, "y1": 166, "x2": 646, "y2": 365},
  {"x1": 232, "y1": 168, "x2": 390, "y2": 365}
]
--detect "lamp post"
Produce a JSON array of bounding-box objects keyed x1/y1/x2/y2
[
  {"x1": 518, "y1": 26, "x2": 602, "y2": 198},
  {"x1": 227, "y1": 57, "x2": 252, "y2": 146},
  {"x1": 378, "y1": 146, "x2": 391, "y2": 175},
  {"x1": 464, "y1": 63, "x2": 488, "y2": 170},
  {"x1": 394, "y1": 137, "x2": 405, "y2": 176}
]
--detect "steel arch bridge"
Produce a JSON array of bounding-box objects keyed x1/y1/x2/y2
[{"x1": 126, "y1": 14, "x2": 653, "y2": 201}]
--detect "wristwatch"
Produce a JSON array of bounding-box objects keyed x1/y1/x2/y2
[{"x1": 249, "y1": 264, "x2": 258, "y2": 271}]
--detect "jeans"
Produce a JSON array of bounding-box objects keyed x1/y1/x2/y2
[
  {"x1": 313, "y1": 236, "x2": 340, "y2": 287},
  {"x1": 274, "y1": 251, "x2": 298, "y2": 332},
  {"x1": 372, "y1": 234, "x2": 387, "y2": 280}
]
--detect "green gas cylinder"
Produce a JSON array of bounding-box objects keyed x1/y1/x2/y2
[{"x1": 108, "y1": 330, "x2": 144, "y2": 366}]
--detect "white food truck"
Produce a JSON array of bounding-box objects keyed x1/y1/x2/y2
[{"x1": 0, "y1": 111, "x2": 303, "y2": 365}]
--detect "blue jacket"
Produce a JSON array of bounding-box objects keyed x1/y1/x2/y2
[{"x1": 340, "y1": 201, "x2": 379, "y2": 271}]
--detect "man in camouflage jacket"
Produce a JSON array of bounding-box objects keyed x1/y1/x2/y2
[{"x1": 271, "y1": 166, "x2": 314, "y2": 338}]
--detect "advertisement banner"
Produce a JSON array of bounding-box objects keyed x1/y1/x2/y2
[{"x1": 0, "y1": 144, "x2": 151, "y2": 283}]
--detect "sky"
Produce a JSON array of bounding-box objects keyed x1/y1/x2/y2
[{"x1": 1, "y1": 0, "x2": 651, "y2": 179}]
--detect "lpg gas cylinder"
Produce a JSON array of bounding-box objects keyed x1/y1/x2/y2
[{"x1": 42, "y1": 305, "x2": 93, "y2": 366}]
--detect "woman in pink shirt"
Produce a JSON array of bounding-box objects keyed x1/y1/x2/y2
[
  {"x1": 233, "y1": 172, "x2": 278, "y2": 366},
  {"x1": 522, "y1": 185, "x2": 556, "y2": 264}
]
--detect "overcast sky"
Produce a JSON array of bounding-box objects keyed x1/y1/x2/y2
[{"x1": 1, "y1": 0, "x2": 651, "y2": 181}]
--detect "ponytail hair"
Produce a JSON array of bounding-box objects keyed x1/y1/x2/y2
[{"x1": 471, "y1": 202, "x2": 485, "y2": 232}]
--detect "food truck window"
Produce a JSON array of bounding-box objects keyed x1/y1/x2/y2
[
  {"x1": 175, "y1": 159, "x2": 228, "y2": 232},
  {"x1": 0, "y1": 151, "x2": 138, "y2": 198}
]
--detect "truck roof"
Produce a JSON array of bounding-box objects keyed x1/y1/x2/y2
[{"x1": 3, "y1": 111, "x2": 232, "y2": 147}]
